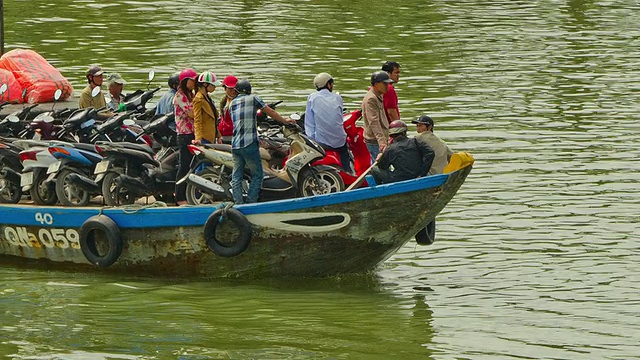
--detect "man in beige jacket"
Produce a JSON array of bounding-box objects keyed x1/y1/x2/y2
[
  {"x1": 362, "y1": 71, "x2": 394, "y2": 162},
  {"x1": 413, "y1": 115, "x2": 454, "y2": 175}
]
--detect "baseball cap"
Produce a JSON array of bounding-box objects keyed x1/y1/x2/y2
[
  {"x1": 107, "y1": 73, "x2": 127, "y2": 85},
  {"x1": 371, "y1": 71, "x2": 394, "y2": 85},
  {"x1": 87, "y1": 64, "x2": 104, "y2": 76},
  {"x1": 412, "y1": 115, "x2": 434, "y2": 126}
]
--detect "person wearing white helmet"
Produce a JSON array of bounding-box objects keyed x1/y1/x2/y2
[
  {"x1": 192, "y1": 70, "x2": 222, "y2": 145},
  {"x1": 304, "y1": 72, "x2": 352, "y2": 173}
]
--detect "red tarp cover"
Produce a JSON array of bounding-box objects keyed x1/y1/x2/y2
[
  {"x1": 0, "y1": 49, "x2": 74, "y2": 104},
  {"x1": 0, "y1": 69, "x2": 24, "y2": 103}
]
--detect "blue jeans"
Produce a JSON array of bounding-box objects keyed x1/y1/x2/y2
[
  {"x1": 367, "y1": 143, "x2": 380, "y2": 164},
  {"x1": 231, "y1": 142, "x2": 263, "y2": 204}
]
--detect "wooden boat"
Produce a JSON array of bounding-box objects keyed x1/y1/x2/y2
[{"x1": 0, "y1": 153, "x2": 474, "y2": 278}]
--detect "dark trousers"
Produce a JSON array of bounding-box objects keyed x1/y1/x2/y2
[
  {"x1": 175, "y1": 133, "x2": 195, "y2": 203},
  {"x1": 320, "y1": 142, "x2": 352, "y2": 174}
]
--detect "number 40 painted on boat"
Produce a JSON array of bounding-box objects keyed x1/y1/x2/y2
[{"x1": 35, "y1": 212, "x2": 54, "y2": 225}]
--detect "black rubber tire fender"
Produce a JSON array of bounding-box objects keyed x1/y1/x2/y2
[
  {"x1": 79, "y1": 215, "x2": 123, "y2": 267},
  {"x1": 204, "y1": 208, "x2": 252, "y2": 257}
]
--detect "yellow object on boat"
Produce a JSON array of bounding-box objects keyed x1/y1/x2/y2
[{"x1": 444, "y1": 152, "x2": 475, "y2": 173}]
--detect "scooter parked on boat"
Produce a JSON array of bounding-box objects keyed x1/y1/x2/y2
[
  {"x1": 180, "y1": 114, "x2": 344, "y2": 205},
  {"x1": 92, "y1": 112, "x2": 178, "y2": 206},
  {"x1": 46, "y1": 143, "x2": 104, "y2": 206}
]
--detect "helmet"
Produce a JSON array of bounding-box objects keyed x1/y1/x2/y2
[
  {"x1": 235, "y1": 79, "x2": 252, "y2": 95},
  {"x1": 197, "y1": 71, "x2": 222, "y2": 86},
  {"x1": 222, "y1": 75, "x2": 238, "y2": 88},
  {"x1": 87, "y1": 64, "x2": 104, "y2": 77},
  {"x1": 313, "y1": 72, "x2": 333, "y2": 90},
  {"x1": 168, "y1": 73, "x2": 180, "y2": 89},
  {"x1": 179, "y1": 68, "x2": 198, "y2": 82},
  {"x1": 371, "y1": 71, "x2": 394, "y2": 85},
  {"x1": 388, "y1": 120, "x2": 408, "y2": 135}
]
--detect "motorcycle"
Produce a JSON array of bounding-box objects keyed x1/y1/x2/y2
[
  {"x1": 46, "y1": 143, "x2": 104, "y2": 206},
  {"x1": 180, "y1": 115, "x2": 344, "y2": 205},
  {"x1": 17, "y1": 89, "x2": 75, "y2": 141},
  {"x1": 93, "y1": 112, "x2": 178, "y2": 206},
  {"x1": 18, "y1": 140, "x2": 63, "y2": 205},
  {"x1": 0, "y1": 139, "x2": 24, "y2": 203}
]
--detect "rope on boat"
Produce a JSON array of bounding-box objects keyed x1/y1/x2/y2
[{"x1": 118, "y1": 201, "x2": 170, "y2": 214}]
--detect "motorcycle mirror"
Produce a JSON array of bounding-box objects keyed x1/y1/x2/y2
[
  {"x1": 290, "y1": 113, "x2": 301, "y2": 121},
  {"x1": 7, "y1": 115, "x2": 20, "y2": 123},
  {"x1": 91, "y1": 86, "x2": 101, "y2": 97},
  {"x1": 21, "y1": 89, "x2": 27, "y2": 107},
  {"x1": 51, "y1": 89, "x2": 63, "y2": 111},
  {"x1": 0, "y1": 84, "x2": 7, "y2": 95},
  {"x1": 146, "y1": 69, "x2": 155, "y2": 89},
  {"x1": 122, "y1": 119, "x2": 136, "y2": 126}
]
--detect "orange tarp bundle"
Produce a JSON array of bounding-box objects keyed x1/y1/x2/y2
[
  {"x1": 0, "y1": 69, "x2": 23, "y2": 103},
  {"x1": 0, "y1": 49, "x2": 74, "y2": 104}
]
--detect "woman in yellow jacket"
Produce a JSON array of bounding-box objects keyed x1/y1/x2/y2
[{"x1": 192, "y1": 71, "x2": 222, "y2": 145}]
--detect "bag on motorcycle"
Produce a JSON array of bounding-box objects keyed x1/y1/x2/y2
[
  {"x1": 0, "y1": 49, "x2": 74, "y2": 104},
  {"x1": 0, "y1": 69, "x2": 23, "y2": 103}
]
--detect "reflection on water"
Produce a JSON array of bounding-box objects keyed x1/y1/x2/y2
[
  {"x1": 2, "y1": 0, "x2": 640, "y2": 358},
  {"x1": 1, "y1": 271, "x2": 435, "y2": 359}
]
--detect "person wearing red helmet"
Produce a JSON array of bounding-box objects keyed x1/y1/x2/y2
[
  {"x1": 370, "y1": 120, "x2": 434, "y2": 185},
  {"x1": 173, "y1": 67, "x2": 198, "y2": 205},
  {"x1": 217, "y1": 75, "x2": 238, "y2": 144},
  {"x1": 192, "y1": 71, "x2": 222, "y2": 145}
]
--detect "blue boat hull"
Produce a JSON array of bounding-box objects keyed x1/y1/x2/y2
[{"x1": 0, "y1": 166, "x2": 471, "y2": 278}]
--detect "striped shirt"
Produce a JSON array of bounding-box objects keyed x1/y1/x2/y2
[{"x1": 230, "y1": 94, "x2": 265, "y2": 149}]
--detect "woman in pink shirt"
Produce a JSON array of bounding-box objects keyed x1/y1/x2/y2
[{"x1": 173, "y1": 68, "x2": 197, "y2": 205}]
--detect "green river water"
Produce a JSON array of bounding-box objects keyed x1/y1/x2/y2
[{"x1": 1, "y1": 0, "x2": 639, "y2": 359}]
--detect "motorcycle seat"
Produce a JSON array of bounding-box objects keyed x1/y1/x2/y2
[
  {"x1": 203, "y1": 143, "x2": 232, "y2": 152},
  {"x1": 71, "y1": 143, "x2": 98, "y2": 153},
  {"x1": 96, "y1": 141, "x2": 153, "y2": 155}
]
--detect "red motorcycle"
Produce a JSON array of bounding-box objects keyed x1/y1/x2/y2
[{"x1": 311, "y1": 109, "x2": 371, "y2": 189}]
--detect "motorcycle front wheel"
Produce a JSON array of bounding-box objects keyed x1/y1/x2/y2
[
  {"x1": 0, "y1": 166, "x2": 21, "y2": 203},
  {"x1": 186, "y1": 167, "x2": 230, "y2": 205},
  {"x1": 102, "y1": 172, "x2": 136, "y2": 207},
  {"x1": 56, "y1": 169, "x2": 90, "y2": 206},
  {"x1": 298, "y1": 167, "x2": 345, "y2": 197},
  {"x1": 30, "y1": 170, "x2": 58, "y2": 205}
]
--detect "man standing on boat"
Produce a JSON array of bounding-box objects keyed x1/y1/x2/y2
[
  {"x1": 230, "y1": 79, "x2": 295, "y2": 204},
  {"x1": 370, "y1": 120, "x2": 434, "y2": 185},
  {"x1": 305, "y1": 72, "x2": 352, "y2": 174},
  {"x1": 413, "y1": 115, "x2": 454, "y2": 175},
  {"x1": 362, "y1": 71, "x2": 394, "y2": 162},
  {"x1": 382, "y1": 61, "x2": 401, "y2": 122}
]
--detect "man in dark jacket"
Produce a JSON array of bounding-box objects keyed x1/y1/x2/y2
[
  {"x1": 371, "y1": 120, "x2": 434, "y2": 184},
  {"x1": 370, "y1": 120, "x2": 437, "y2": 246}
]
